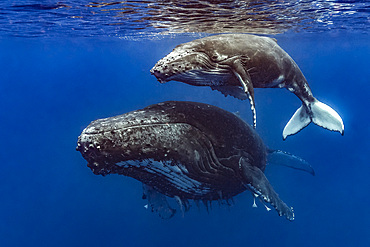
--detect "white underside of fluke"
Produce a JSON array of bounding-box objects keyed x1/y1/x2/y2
[
  {"x1": 282, "y1": 105, "x2": 311, "y2": 139},
  {"x1": 311, "y1": 101, "x2": 344, "y2": 132},
  {"x1": 283, "y1": 100, "x2": 344, "y2": 139}
]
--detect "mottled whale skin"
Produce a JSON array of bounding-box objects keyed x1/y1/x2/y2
[
  {"x1": 77, "y1": 101, "x2": 302, "y2": 220},
  {"x1": 150, "y1": 34, "x2": 344, "y2": 139}
]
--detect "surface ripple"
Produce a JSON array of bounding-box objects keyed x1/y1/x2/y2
[{"x1": 0, "y1": 0, "x2": 369, "y2": 38}]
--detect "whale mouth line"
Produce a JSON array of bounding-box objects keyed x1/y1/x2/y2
[
  {"x1": 150, "y1": 69, "x2": 171, "y2": 83},
  {"x1": 151, "y1": 65, "x2": 232, "y2": 88},
  {"x1": 156, "y1": 76, "x2": 169, "y2": 84}
]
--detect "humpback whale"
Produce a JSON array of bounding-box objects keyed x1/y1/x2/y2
[
  {"x1": 150, "y1": 34, "x2": 344, "y2": 139},
  {"x1": 77, "y1": 101, "x2": 313, "y2": 220}
]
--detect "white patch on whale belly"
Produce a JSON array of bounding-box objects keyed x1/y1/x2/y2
[{"x1": 266, "y1": 74, "x2": 285, "y2": 88}]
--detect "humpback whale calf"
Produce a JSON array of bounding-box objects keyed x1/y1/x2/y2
[
  {"x1": 77, "y1": 101, "x2": 313, "y2": 220},
  {"x1": 150, "y1": 34, "x2": 344, "y2": 139}
]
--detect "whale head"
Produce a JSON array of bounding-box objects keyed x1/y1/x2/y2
[{"x1": 150, "y1": 42, "x2": 231, "y2": 86}]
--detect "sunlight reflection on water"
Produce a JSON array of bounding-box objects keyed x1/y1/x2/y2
[{"x1": 0, "y1": 0, "x2": 369, "y2": 38}]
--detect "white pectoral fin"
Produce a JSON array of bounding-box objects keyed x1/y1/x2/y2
[
  {"x1": 231, "y1": 61, "x2": 256, "y2": 128},
  {"x1": 283, "y1": 100, "x2": 344, "y2": 140},
  {"x1": 283, "y1": 105, "x2": 311, "y2": 140}
]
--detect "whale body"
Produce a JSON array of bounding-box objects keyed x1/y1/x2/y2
[
  {"x1": 150, "y1": 34, "x2": 344, "y2": 139},
  {"x1": 76, "y1": 101, "x2": 313, "y2": 220}
]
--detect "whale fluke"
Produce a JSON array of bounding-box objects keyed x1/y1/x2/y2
[{"x1": 283, "y1": 99, "x2": 344, "y2": 140}]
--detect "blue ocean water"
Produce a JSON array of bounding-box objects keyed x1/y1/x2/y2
[{"x1": 1, "y1": 1, "x2": 369, "y2": 247}]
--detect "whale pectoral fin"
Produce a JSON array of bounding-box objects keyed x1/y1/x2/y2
[
  {"x1": 218, "y1": 56, "x2": 256, "y2": 127},
  {"x1": 210, "y1": 85, "x2": 248, "y2": 100},
  {"x1": 230, "y1": 59, "x2": 257, "y2": 128},
  {"x1": 239, "y1": 157, "x2": 294, "y2": 221},
  {"x1": 283, "y1": 99, "x2": 344, "y2": 140},
  {"x1": 142, "y1": 184, "x2": 176, "y2": 219},
  {"x1": 267, "y1": 149, "x2": 315, "y2": 176}
]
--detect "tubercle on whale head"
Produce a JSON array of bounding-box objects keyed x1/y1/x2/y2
[
  {"x1": 150, "y1": 69, "x2": 168, "y2": 84},
  {"x1": 150, "y1": 47, "x2": 207, "y2": 83}
]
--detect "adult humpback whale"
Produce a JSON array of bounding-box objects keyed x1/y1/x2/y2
[
  {"x1": 77, "y1": 101, "x2": 313, "y2": 220},
  {"x1": 150, "y1": 34, "x2": 344, "y2": 139}
]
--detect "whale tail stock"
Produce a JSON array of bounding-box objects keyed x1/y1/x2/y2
[{"x1": 282, "y1": 99, "x2": 344, "y2": 140}]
